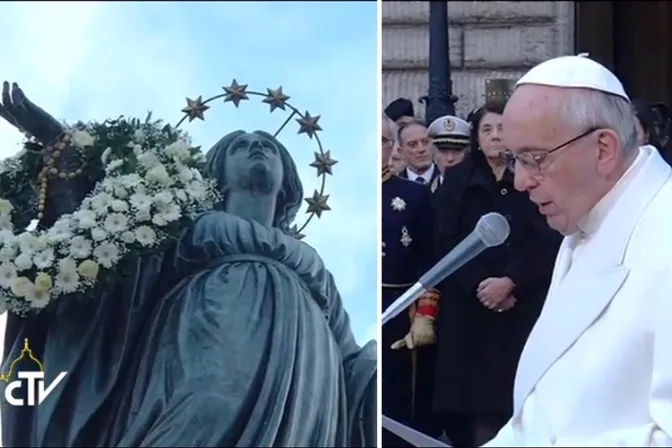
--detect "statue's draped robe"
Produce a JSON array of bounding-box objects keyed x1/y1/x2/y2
[{"x1": 1, "y1": 211, "x2": 377, "y2": 447}]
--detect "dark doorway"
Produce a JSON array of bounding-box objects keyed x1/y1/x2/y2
[{"x1": 576, "y1": 1, "x2": 672, "y2": 106}]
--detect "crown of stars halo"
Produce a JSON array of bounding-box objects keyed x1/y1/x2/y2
[{"x1": 176, "y1": 79, "x2": 338, "y2": 240}]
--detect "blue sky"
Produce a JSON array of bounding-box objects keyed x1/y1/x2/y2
[{"x1": 0, "y1": 2, "x2": 378, "y2": 351}]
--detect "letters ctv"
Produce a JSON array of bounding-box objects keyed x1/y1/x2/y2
[{"x1": 0, "y1": 338, "x2": 67, "y2": 406}]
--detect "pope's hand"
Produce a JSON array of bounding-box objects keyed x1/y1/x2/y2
[
  {"x1": 477, "y1": 276, "x2": 515, "y2": 310},
  {"x1": 390, "y1": 315, "x2": 435, "y2": 350}
]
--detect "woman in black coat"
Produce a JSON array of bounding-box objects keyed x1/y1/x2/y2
[{"x1": 432, "y1": 100, "x2": 561, "y2": 447}]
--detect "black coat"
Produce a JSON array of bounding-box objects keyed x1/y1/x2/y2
[{"x1": 431, "y1": 152, "x2": 561, "y2": 416}]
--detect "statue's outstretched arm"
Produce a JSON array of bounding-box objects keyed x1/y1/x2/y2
[
  {"x1": 0, "y1": 81, "x2": 64, "y2": 145},
  {"x1": 0, "y1": 82, "x2": 90, "y2": 226}
]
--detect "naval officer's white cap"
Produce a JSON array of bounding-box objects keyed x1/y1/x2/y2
[
  {"x1": 516, "y1": 53, "x2": 630, "y2": 102},
  {"x1": 427, "y1": 115, "x2": 471, "y2": 147}
]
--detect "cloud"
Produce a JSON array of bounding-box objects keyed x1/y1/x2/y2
[{"x1": 0, "y1": 2, "x2": 378, "y2": 441}]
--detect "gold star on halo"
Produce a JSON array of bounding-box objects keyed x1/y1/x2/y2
[
  {"x1": 290, "y1": 224, "x2": 306, "y2": 240},
  {"x1": 262, "y1": 87, "x2": 290, "y2": 112},
  {"x1": 309, "y1": 151, "x2": 338, "y2": 176},
  {"x1": 222, "y1": 79, "x2": 249, "y2": 108},
  {"x1": 296, "y1": 111, "x2": 322, "y2": 139},
  {"x1": 181, "y1": 96, "x2": 209, "y2": 122},
  {"x1": 304, "y1": 190, "x2": 331, "y2": 218}
]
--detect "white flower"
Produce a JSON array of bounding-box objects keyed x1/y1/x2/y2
[
  {"x1": 24, "y1": 286, "x2": 50, "y2": 309},
  {"x1": 113, "y1": 185, "x2": 128, "y2": 199},
  {"x1": 14, "y1": 253, "x2": 33, "y2": 271},
  {"x1": 17, "y1": 232, "x2": 40, "y2": 254},
  {"x1": 0, "y1": 245, "x2": 17, "y2": 263},
  {"x1": 120, "y1": 231, "x2": 135, "y2": 244},
  {"x1": 47, "y1": 219, "x2": 72, "y2": 242},
  {"x1": 33, "y1": 249, "x2": 55, "y2": 269},
  {"x1": 0, "y1": 215, "x2": 12, "y2": 231},
  {"x1": 154, "y1": 202, "x2": 181, "y2": 224},
  {"x1": 177, "y1": 167, "x2": 194, "y2": 183},
  {"x1": 90, "y1": 193, "x2": 113, "y2": 215},
  {"x1": 74, "y1": 209, "x2": 97, "y2": 229},
  {"x1": 136, "y1": 206, "x2": 151, "y2": 222},
  {"x1": 134, "y1": 226, "x2": 157, "y2": 247},
  {"x1": 192, "y1": 152, "x2": 206, "y2": 163},
  {"x1": 11, "y1": 277, "x2": 32, "y2": 297},
  {"x1": 174, "y1": 190, "x2": 187, "y2": 202},
  {"x1": 185, "y1": 181, "x2": 207, "y2": 200},
  {"x1": 146, "y1": 164, "x2": 172, "y2": 186},
  {"x1": 133, "y1": 129, "x2": 146, "y2": 143},
  {"x1": 164, "y1": 140, "x2": 191, "y2": 162},
  {"x1": 70, "y1": 236, "x2": 92, "y2": 258},
  {"x1": 111, "y1": 200, "x2": 129, "y2": 212},
  {"x1": 134, "y1": 183, "x2": 148, "y2": 195},
  {"x1": 0, "y1": 199, "x2": 14, "y2": 216},
  {"x1": 138, "y1": 152, "x2": 160, "y2": 170},
  {"x1": 0, "y1": 229, "x2": 14, "y2": 244},
  {"x1": 77, "y1": 260, "x2": 99, "y2": 279},
  {"x1": 55, "y1": 270, "x2": 80, "y2": 294},
  {"x1": 104, "y1": 213, "x2": 129, "y2": 233},
  {"x1": 120, "y1": 173, "x2": 142, "y2": 187},
  {"x1": 154, "y1": 192, "x2": 174, "y2": 207},
  {"x1": 130, "y1": 191, "x2": 153, "y2": 210},
  {"x1": 91, "y1": 228, "x2": 108, "y2": 241},
  {"x1": 0, "y1": 263, "x2": 17, "y2": 288},
  {"x1": 93, "y1": 242, "x2": 120, "y2": 268},
  {"x1": 37, "y1": 234, "x2": 51, "y2": 250},
  {"x1": 71, "y1": 130, "x2": 95, "y2": 147},
  {"x1": 58, "y1": 258, "x2": 77, "y2": 274}
]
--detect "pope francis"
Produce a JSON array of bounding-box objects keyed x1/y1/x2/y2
[{"x1": 484, "y1": 54, "x2": 672, "y2": 446}]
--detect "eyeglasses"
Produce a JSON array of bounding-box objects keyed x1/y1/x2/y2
[{"x1": 502, "y1": 127, "x2": 599, "y2": 176}]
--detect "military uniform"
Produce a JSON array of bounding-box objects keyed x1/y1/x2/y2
[
  {"x1": 426, "y1": 115, "x2": 471, "y2": 195},
  {"x1": 382, "y1": 167, "x2": 441, "y2": 445}
]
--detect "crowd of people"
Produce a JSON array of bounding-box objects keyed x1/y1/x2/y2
[{"x1": 381, "y1": 70, "x2": 672, "y2": 447}]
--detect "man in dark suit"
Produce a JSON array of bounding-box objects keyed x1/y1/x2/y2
[{"x1": 397, "y1": 119, "x2": 441, "y2": 187}]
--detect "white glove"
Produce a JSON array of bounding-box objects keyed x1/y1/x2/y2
[{"x1": 390, "y1": 314, "x2": 436, "y2": 350}]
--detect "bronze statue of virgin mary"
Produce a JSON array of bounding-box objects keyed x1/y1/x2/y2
[{"x1": 0, "y1": 82, "x2": 376, "y2": 447}]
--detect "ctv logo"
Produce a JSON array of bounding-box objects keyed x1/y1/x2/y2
[{"x1": 0, "y1": 338, "x2": 67, "y2": 407}]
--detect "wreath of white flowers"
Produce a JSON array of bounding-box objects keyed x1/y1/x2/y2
[{"x1": 0, "y1": 117, "x2": 219, "y2": 316}]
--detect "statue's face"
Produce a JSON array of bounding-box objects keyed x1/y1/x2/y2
[{"x1": 225, "y1": 132, "x2": 284, "y2": 195}]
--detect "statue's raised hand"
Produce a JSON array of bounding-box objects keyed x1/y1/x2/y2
[{"x1": 0, "y1": 81, "x2": 64, "y2": 145}]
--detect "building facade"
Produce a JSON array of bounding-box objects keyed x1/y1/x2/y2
[
  {"x1": 382, "y1": 1, "x2": 574, "y2": 119},
  {"x1": 383, "y1": 1, "x2": 672, "y2": 119}
]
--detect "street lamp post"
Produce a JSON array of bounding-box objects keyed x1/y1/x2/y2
[{"x1": 420, "y1": 0, "x2": 458, "y2": 124}]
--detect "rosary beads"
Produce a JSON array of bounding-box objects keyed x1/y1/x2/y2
[{"x1": 36, "y1": 133, "x2": 84, "y2": 219}]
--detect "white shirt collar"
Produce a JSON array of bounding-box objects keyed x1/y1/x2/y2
[{"x1": 406, "y1": 164, "x2": 435, "y2": 183}]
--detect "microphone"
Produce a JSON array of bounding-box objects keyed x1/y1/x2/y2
[{"x1": 382, "y1": 212, "x2": 510, "y2": 325}]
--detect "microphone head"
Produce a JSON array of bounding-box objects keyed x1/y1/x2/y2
[{"x1": 475, "y1": 212, "x2": 510, "y2": 247}]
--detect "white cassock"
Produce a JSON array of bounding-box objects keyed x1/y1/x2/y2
[{"x1": 486, "y1": 145, "x2": 672, "y2": 447}]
